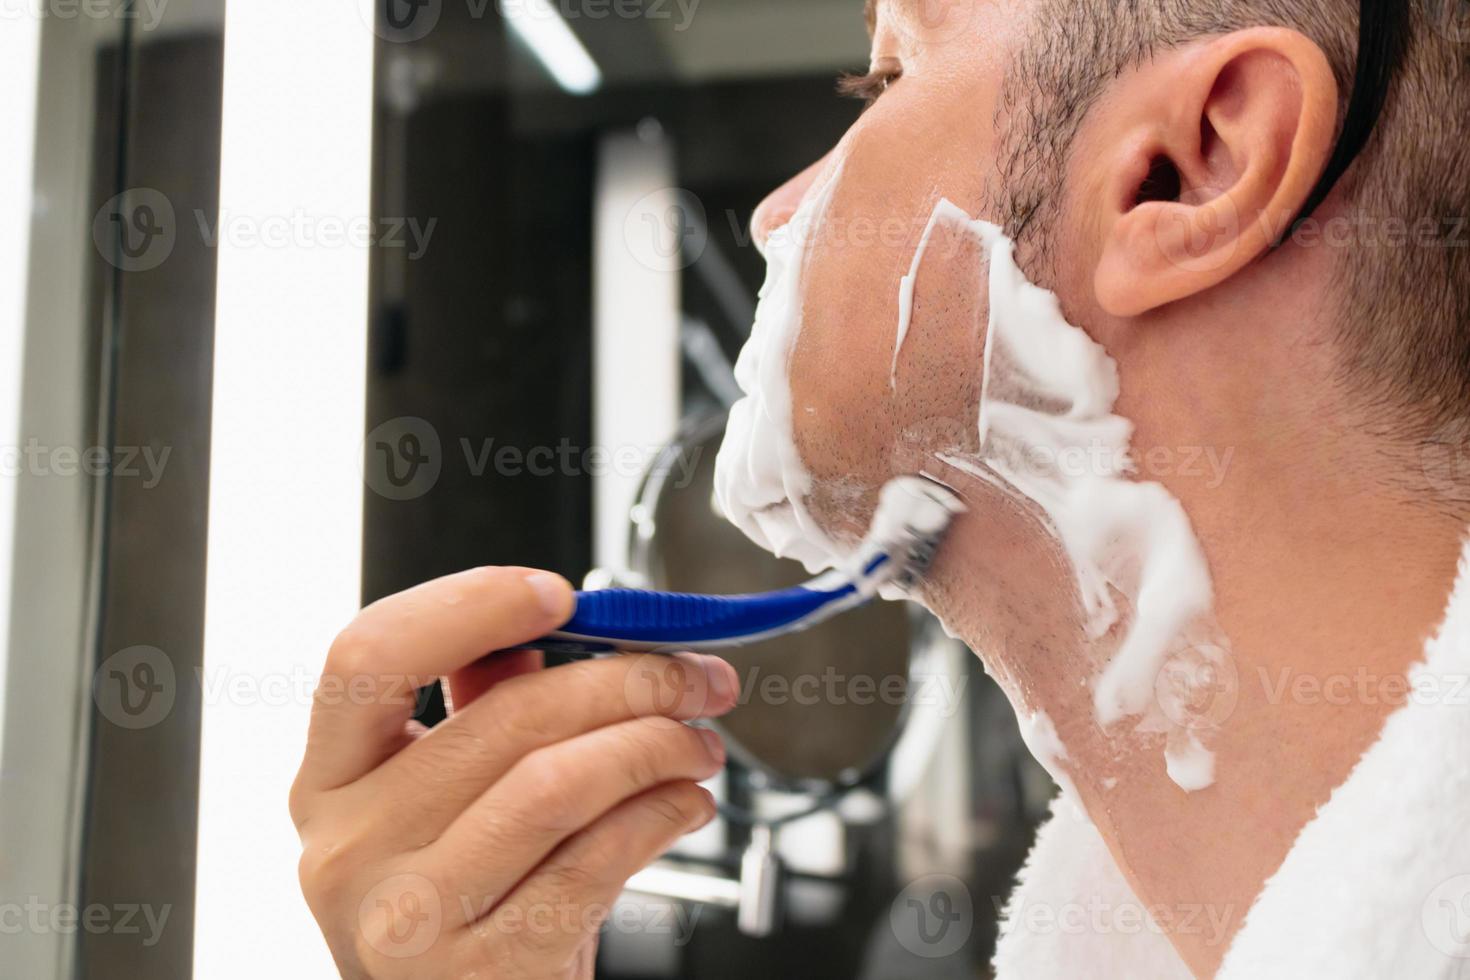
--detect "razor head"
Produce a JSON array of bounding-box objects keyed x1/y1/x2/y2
[{"x1": 867, "y1": 475, "x2": 966, "y2": 590}]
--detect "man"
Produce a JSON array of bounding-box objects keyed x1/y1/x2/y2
[{"x1": 291, "y1": 0, "x2": 1470, "y2": 976}]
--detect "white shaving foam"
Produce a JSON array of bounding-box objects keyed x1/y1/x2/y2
[
  {"x1": 1018, "y1": 708, "x2": 1082, "y2": 811},
  {"x1": 715, "y1": 166, "x2": 846, "y2": 573},
  {"x1": 914, "y1": 199, "x2": 1225, "y2": 790},
  {"x1": 716, "y1": 185, "x2": 1228, "y2": 791},
  {"x1": 890, "y1": 231, "x2": 930, "y2": 389}
]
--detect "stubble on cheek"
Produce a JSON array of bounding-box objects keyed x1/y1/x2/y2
[
  {"x1": 787, "y1": 209, "x2": 992, "y2": 545},
  {"x1": 783, "y1": 199, "x2": 1100, "y2": 704}
]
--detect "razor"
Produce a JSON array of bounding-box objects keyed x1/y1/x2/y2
[{"x1": 525, "y1": 475, "x2": 964, "y2": 656}]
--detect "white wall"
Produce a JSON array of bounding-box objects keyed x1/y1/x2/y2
[
  {"x1": 0, "y1": 0, "x2": 43, "y2": 773},
  {"x1": 593, "y1": 128, "x2": 682, "y2": 575},
  {"x1": 195, "y1": 1, "x2": 374, "y2": 975}
]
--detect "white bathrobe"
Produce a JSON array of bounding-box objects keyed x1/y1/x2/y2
[{"x1": 992, "y1": 542, "x2": 1470, "y2": 979}]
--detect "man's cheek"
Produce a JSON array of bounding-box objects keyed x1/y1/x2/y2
[
  {"x1": 788, "y1": 328, "x2": 897, "y2": 544},
  {"x1": 889, "y1": 217, "x2": 990, "y2": 470},
  {"x1": 786, "y1": 215, "x2": 991, "y2": 542},
  {"x1": 788, "y1": 239, "x2": 905, "y2": 491}
]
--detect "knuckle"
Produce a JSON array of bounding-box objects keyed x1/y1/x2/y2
[
  {"x1": 675, "y1": 723, "x2": 712, "y2": 765},
  {"x1": 463, "y1": 565, "x2": 529, "y2": 609},
  {"x1": 621, "y1": 724, "x2": 704, "y2": 788},
  {"x1": 464, "y1": 565, "x2": 509, "y2": 591},
  {"x1": 287, "y1": 774, "x2": 313, "y2": 831},
  {"x1": 515, "y1": 754, "x2": 583, "y2": 835},
  {"x1": 586, "y1": 657, "x2": 667, "y2": 719},
  {"x1": 326, "y1": 623, "x2": 381, "y2": 683},
  {"x1": 611, "y1": 728, "x2": 662, "y2": 790},
  {"x1": 296, "y1": 840, "x2": 354, "y2": 903},
  {"x1": 509, "y1": 911, "x2": 572, "y2": 959},
  {"x1": 558, "y1": 658, "x2": 615, "y2": 700},
  {"x1": 537, "y1": 859, "x2": 602, "y2": 900},
  {"x1": 481, "y1": 689, "x2": 557, "y2": 748},
  {"x1": 641, "y1": 784, "x2": 708, "y2": 830},
  {"x1": 421, "y1": 718, "x2": 495, "y2": 772},
  {"x1": 296, "y1": 848, "x2": 325, "y2": 896}
]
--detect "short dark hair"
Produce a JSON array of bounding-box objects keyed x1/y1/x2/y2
[{"x1": 992, "y1": 1, "x2": 1470, "y2": 429}]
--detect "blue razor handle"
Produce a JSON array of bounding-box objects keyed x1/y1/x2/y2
[
  {"x1": 529, "y1": 556, "x2": 889, "y2": 656},
  {"x1": 519, "y1": 475, "x2": 962, "y2": 657}
]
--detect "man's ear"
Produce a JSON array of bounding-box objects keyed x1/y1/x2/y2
[{"x1": 1088, "y1": 28, "x2": 1339, "y2": 317}]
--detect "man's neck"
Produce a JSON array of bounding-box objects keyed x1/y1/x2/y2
[{"x1": 923, "y1": 455, "x2": 1466, "y2": 976}]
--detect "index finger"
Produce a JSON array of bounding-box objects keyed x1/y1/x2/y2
[{"x1": 296, "y1": 566, "x2": 574, "y2": 793}]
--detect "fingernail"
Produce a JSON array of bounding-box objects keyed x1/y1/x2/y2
[
  {"x1": 523, "y1": 571, "x2": 572, "y2": 619},
  {"x1": 699, "y1": 655, "x2": 739, "y2": 708},
  {"x1": 698, "y1": 727, "x2": 726, "y2": 766}
]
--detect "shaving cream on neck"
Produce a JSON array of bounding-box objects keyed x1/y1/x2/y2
[
  {"x1": 910, "y1": 200, "x2": 1225, "y2": 790},
  {"x1": 716, "y1": 185, "x2": 1228, "y2": 792}
]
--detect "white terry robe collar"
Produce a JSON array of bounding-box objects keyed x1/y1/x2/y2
[{"x1": 992, "y1": 538, "x2": 1470, "y2": 979}]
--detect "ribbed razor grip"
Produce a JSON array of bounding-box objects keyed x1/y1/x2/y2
[{"x1": 561, "y1": 586, "x2": 842, "y2": 644}]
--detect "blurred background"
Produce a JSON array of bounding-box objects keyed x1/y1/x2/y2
[{"x1": 0, "y1": 1, "x2": 1053, "y2": 977}]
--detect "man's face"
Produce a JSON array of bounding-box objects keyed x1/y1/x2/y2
[
  {"x1": 725, "y1": 0, "x2": 1092, "y2": 674},
  {"x1": 747, "y1": 0, "x2": 1027, "y2": 545}
]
